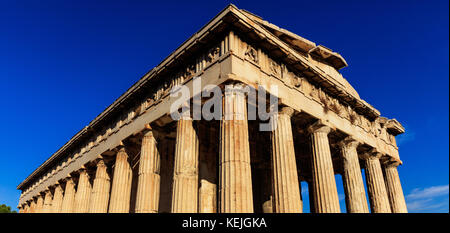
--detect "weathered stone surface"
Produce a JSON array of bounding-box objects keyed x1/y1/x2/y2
[
  {"x1": 219, "y1": 84, "x2": 254, "y2": 213},
  {"x1": 135, "y1": 130, "x2": 161, "y2": 213},
  {"x1": 51, "y1": 183, "x2": 64, "y2": 213},
  {"x1": 362, "y1": 150, "x2": 391, "y2": 213},
  {"x1": 339, "y1": 137, "x2": 369, "y2": 213},
  {"x1": 271, "y1": 107, "x2": 302, "y2": 213},
  {"x1": 308, "y1": 121, "x2": 340, "y2": 213},
  {"x1": 383, "y1": 162, "x2": 408, "y2": 213},
  {"x1": 171, "y1": 116, "x2": 199, "y2": 213},
  {"x1": 73, "y1": 169, "x2": 92, "y2": 213},
  {"x1": 42, "y1": 190, "x2": 53, "y2": 213},
  {"x1": 60, "y1": 177, "x2": 76, "y2": 213},
  {"x1": 89, "y1": 159, "x2": 111, "y2": 213},
  {"x1": 109, "y1": 147, "x2": 133, "y2": 213}
]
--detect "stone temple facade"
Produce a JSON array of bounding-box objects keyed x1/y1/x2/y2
[{"x1": 17, "y1": 5, "x2": 408, "y2": 213}]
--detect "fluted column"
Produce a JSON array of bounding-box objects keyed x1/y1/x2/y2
[
  {"x1": 42, "y1": 190, "x2": 53, "y2": 213},
  {"x1": 29, "y1": 200, "x2": 36, "y2": 213},
  {"x1": 74, "y1": 168, "x2": 92, "y2": 213},
  {"x1": 219, "y1": 84, "x2": 253, "y2": 213},
  {"x1": 271, "y1": 106, "x2": 302, "y2": 213},
  {"x1": 109, "y1": 146, "x2": 133, "y2": 213},
  {"x1": 171, "y1": 115, "x2": 199, "y2": 213},
  {"x1": 362, "y1": 150, "x2": 391, "y2": 213},
  {"x1": 136, "y1": 130, "x2": 161, "y2": 213},
  {"x1": 60, "y1": 177, "x2": 76, "y2": 213},
  {"x1": 24, "y1": 203, "x2": 30, "y2": 213},
  {"x1": 338, "y1": 137, "x2": 369, "y2": 213},
  {"x1": 51, "y1": 183, "x2": 64, "y2": 213},
  {"x1": 89, "y1": 159, "x2": 111, "y2": 213},
  {"x1": 308, "y1": 121, "x2": 340, "y2": 213},
  {"x1": 383, "y1": 161, "x2": 408, "y2": 213},
  {"x1": 35, "y1": 194, "x2": 44, "y2": 213}
]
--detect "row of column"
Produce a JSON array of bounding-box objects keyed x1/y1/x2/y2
[{"x1": 18, "y1": 85, "x2": 407, "y2": 213}]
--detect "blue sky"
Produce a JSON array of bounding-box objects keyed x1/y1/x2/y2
[{"x1": 0, "y1": 0, "x2": 448, "y2": 212}]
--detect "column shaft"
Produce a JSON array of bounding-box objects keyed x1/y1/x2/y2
[
  {"x1": 74, "y1": 169, "x2": 92, "y2": 213},
  {"x1": 60, "y1": 178, "x2": 76, "y2": 213},
  {"x1": 219, "y1": 85, "x2": 253, "y2": 213},
  {"x1": 364, "y1": 152, "x2": 391, "y2": 213},
  {"x1": 89, "y1": 159, "x2": 111, "y2": 213},
  {"x1": 135, "y1": 130, "x2": 161, "y2": 213},
  {"x1": 271, "y1": 107, "x2": 302, "y2": 212},
  {"x1": 51, "y1": 184, "x2": 64, "y2": 213},
  {"x1": 109, "y1": 147, "x2": 133, "y2": 213},
  {"x1": 35, "y1": 195, "x2": 44, "y2": 213},
  {"x1": 339, "y1": 138, "x2": 369, "y2": 213},
  {"x1": 308, "y1": 122, "x2": 340, "y2": 213},
  {"x1": 171, "y1": 117, "x2": 199, "y2": 213},
  {"x1": 42, "y1": 190, "x2": 53, "y2": 213},
  {"x1": 383, "y1": 163, "x2": 408, "y2": 213}
]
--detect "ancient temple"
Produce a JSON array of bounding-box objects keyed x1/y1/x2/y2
[{"x1": 16, "y1": 5, "x2": 408, "y2": 213}]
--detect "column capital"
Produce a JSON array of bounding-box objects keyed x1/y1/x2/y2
[
  {"x1": 337, "y1": 136, "x2": 359, "y2": 150},
  {"x1": 307, "y1": 120, "x2": 332, "y2": 135},
  {"x1": 382, "y1": 159, "x2": 402, "y2": 168},
  {"x1": 361, "y1": 148, "x2": 383, "y2": 160},
  {"x1": 278, "y1": 106, "x2": 295, "y2": 117}
]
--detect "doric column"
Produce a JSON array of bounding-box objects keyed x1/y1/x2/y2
[
  {"x1": 89, "y1": 159, "x2": 111, "y2": 213},
  {"x1": 362, "y1": 150, "x2": 391, "y2": 213},
  {"x1": 60, "y1": 177, "x2": 76, "y2": 213},
  {"x1": 35, "y1": 194, "x2": 44, "y2": 213},
  {"x1": 171, "y1": 115, "x2": 199, "y2": 213},
  {"x1": 135, "y1": 129, "x2": 161, "y2": 213},
  {"x1": 271, "y1": 106, "x2": 302, "y2": 213},
  {"x1": 383, "y1": 161, "x2": 408, "y2": 213},
  {"x1": 51, "y1": 183, "x2": 64, "y2": 213},
  {"x1": 24, "y1": 203, "x2": 30, "y2": 213},
  {"x1": 108, "y1": 146, "x2": 133, "y2": 213},
  {"x1": 338, "y1": 137, "x2": 369, "y2": 213},
  {"x1": 18, "y1": 205, "x2": 23, "y2": 213},
  {"x1": 29, "y1": 200, "x2": 36, "y2": 213},
  {"x1": 42, "y1": 189, "x2": 53, "y2": 213},
  {"x1": 308, "y1": 121, "x2": 340, "y2": 213},
  {"x1": 73, "y1": 168, "x2": 92, "y2": 213},
  {"x1": 219, "y1": 84, "x2": 253, "y2": 213}
]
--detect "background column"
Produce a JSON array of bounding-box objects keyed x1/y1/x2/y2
[
  {"x1": 219, "y1": 84, "x2": 254, "y2": 213},
  {"x1": 60, "y1": 177, "x2": 76, "y2": 213},
  {"x1": 35, "y1": 194, "x2": 44, "y2": 213},
  {"x1": 171, "y1": 115, "x2": 199, "y2": 213},
  {"x1": 339, "y1": 137, "x2": 369, "y2": 213},
  {"x1": 383, "y1": 161, "x2": 408, "y2": 213},
  {"x1": 363, "y1": 150, "x2": 391, "y2": 213},
  {"x1": 308, "y1": 121, "x2": 340, "y2": 213},
  {"x1": 74, "y1": 168, "x2": 92, "y2": 213},
  {"x1": 109, "y1": 146, "x2": 133, "y2": 213},
  {"x1": 89, "y1": 159, "x2": 111, "y2": 213},
  {"x1": 51, "y1": 183, "x2": 64, "y2": 213},
  {"x1": 271, "y1": 106, "x2": 302, "y2": 213},
  {"x1": 136, "y1": 130, "x2": 161, "y2": 213},
  {"x1": 42, "y1": 189, "x2": 53, "y2": 213}
]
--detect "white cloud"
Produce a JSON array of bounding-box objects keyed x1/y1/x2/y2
[
  {"x1": 406, "y1": 184, "x2": 449, "y2": 213},
  {"x1": 406, "y1": 184, "x2": 449, "y2": 200}
]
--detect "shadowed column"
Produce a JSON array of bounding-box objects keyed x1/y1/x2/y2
[
  {"x1": 171, "y1": 114, "x2": 199, "y2": 213},
  {"x1": 271, "y1": 106, "x2": 302, "y2": 213},
  {"x1": 74, "y1": 168, "x2": 92, "y2": 213},
  {"x1": 383, "y1": 161, "x2": 408, "y2": 213},
  {"x1": 362, "y1": 150, "x2": 391, "y2": 213},
  {"x1": 136, "y1": 130, "x2": 161, "y2": 213},
  {"x1": 35, "y1": 194, "x2": 44, "y2": 213},
  {"x1": 60, "y1": 177, "x2": 76, "y2": 213},
  {"x1": 308, "y1": 121, "x2": 340, "y2": 213},
  {"x1": 109, "y1": 147, "x2": 133, "y2": 213},
  {"x1": 89, "y1": 159, "x2": 111, "y2": 213},
  {"x1": 42, "y1": 190, "x2": 53, "y2": 213},
  {"x1": 338, "y1": 137, "x2": 369, "y2": 213},
  {"x1": 51, "y1": 183, "x2": 64, "y2": 213},
  {"x1": 219, "y1": 84, "x2": 254, "y2": 213}
]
